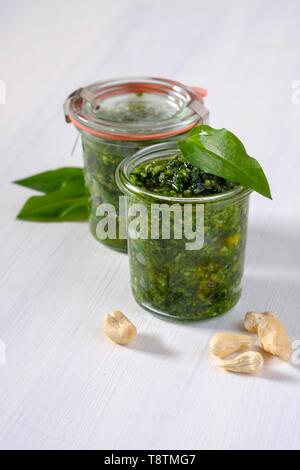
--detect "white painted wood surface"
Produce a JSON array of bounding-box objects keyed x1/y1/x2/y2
[{"x1": 1, "y1": 0, "x2": 300, "y2": 450}]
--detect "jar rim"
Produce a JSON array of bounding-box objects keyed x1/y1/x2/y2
[
  {"x1": 116, "y1": 142, "x2": 252, "y2": 204},
  {"x1": 64, "y1": 77, "x2": 209, "y2": 141}
]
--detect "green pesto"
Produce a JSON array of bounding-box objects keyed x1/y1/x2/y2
[
  {"x1": 82, "y1": 134, "x2": 145, "y2": 252},
  {"x1": 129, "y1": 156, "x2": 236, "y2": 197},
  {"x1": 126, "y1": 156, "x2": 249, "y2": 321}
]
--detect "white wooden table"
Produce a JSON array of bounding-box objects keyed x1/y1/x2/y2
[{"x1": 1, "y1": 0, "x2": 300, "y2": 450}]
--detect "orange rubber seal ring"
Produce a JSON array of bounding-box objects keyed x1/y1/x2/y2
[{"x1": 67, "y1": 113, "x2": 199, "y2": 141}]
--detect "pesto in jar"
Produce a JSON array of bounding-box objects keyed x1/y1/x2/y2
[
  {"x1": 120, "y1": 151, "x2": 250, "y2": 321},
  {"x1": 82, "y1": 135, "x2": 145, "y2": 252},
  {"x1": 129, "y1": 156, "x2": 236, "y2": 197}
]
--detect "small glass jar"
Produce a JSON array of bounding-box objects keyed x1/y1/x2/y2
[
  {"x1": 116, "y1": 143, "x2": 252, "y2": 321},
  {"x1": 64, "y1": 77, "x2": 209, "y2": 252}
]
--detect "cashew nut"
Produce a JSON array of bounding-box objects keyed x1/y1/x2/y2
[
  {"x1": 210, "y1": 332, "x2": 255, "y2": 358},
  {"x1": 257, "y1": 312, "x2": 292, "y2": 361},
  {"x1": 218, "y1": 351, "x2": 264, "y2": 374},
  {"x1": 244, "y1": 311, "x2": 270, "y2": 333},
  {"x1": 103, "y1": 310, "x2": 137, "y2": 345}
]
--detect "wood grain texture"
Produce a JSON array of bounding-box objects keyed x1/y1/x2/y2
[{"x1": 0, "y1": 0, "x2": 300, "y2": 450}]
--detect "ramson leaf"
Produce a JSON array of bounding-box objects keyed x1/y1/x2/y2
[
  {"x1": 16, "y1": 181, "x2": 89, "y2": 222},
  {"x1": 178, "y1": 125, "x2": 272, "y2": 199},
  {"x1": 14, "y1": 167, "x2": 86, "y2": 194}
]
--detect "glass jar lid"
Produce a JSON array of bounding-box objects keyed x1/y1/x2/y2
[{"x1": 64, "y1": 77, "x2": 209, "y2": 141}]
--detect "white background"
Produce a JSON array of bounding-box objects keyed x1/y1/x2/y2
[{"x1": 0, "y1": 0, "x2": 300, "y2": 450}]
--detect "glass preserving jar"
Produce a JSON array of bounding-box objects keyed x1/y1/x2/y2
[
  {"x1": 64, "y1": 77, "x2": 209, "y2": 252},
  {"x1": 116, "y1": 143, "x2": 252, "y2": 321}
]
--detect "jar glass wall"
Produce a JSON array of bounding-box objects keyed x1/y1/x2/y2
[{"x1": 116, "y1": 143, "x2": 252, "y2": 321}]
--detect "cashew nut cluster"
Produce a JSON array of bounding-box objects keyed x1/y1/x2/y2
[
  {"x1": 210, "y1": 311, "x2": 292, "y2": 374},
  {"x1": 103, "y1": 310, "x2": 137, "y2": 345}
]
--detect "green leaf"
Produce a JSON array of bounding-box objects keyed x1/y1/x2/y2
[
  {"x1": 16, "y1": 182, "x2": 89, "y2": 222},
  {"x1": 14, "y1": 167, "x2": 86, "y2": 194},
  {"x1": 178, "y1": 125, "x2": 272, "y2": 199}
]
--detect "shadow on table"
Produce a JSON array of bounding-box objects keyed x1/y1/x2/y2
[
  {"x1": 130, "y1": 333, "x2": 179, "y2": 358},
  {"x1": 246, "y1": 222, "x2": 300, "y2": 270},
  {"x1": 245, "y1": 222, "x2": 300, "y2": 330},
  {"x1": 190, "y1": 222, "x2": 300, "y2": 333}
]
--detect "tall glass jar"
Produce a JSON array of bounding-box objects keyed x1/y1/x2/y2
[
  {"x1": 116, "y1": 143, "x2": 252, "y2": 321},
  {"x1": 64, "y1": 77, "x2": 209, "y2": 252}
]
